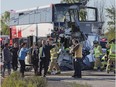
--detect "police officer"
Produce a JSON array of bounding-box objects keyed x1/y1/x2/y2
[
  {"x1": 93, "y1": 41, "x2": 103, "y2": 70},
  {"x1": 71, "y1": 39, "x2": 82, "y2": 78},
  {"x1": 106, "y1": 39, "x2": 116, "y2": 73}
]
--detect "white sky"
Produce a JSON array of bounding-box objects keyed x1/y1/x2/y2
[{"x1": 0, "y1": 0, "x2": 60, "y2": 13}]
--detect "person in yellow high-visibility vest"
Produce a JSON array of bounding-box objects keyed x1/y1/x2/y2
[
  {"x1": 106, "y1": 39, "x2": 116, "y2": 73},
  {"x1": 71, "y1": 39, "x2": 83, "y2": 78},
  {"x1": 101, "y1": 55, "x2": 107, "y2": 70},
  {"x1": 48, "y1": 43, "x2": 61, "y2": 74},
  {"x1": 93, "y1": 41, "x2": 103, "y2": 70}
]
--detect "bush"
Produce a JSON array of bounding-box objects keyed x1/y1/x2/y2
[
  {"x1": 72, "y1": 83, "x2": 92, "y2": 87},
  {"x1": 2, "y1": 72, "x2": 47, "y2": 87}
]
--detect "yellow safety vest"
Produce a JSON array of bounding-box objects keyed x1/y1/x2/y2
[
  {"x1": 109, "y1": 43, "x2": 116, "y2": 58},
  {"x1": 50, "y1": 46, "x2": 59, "y2": 60},
  {"x1": 94, "y1": 45, "x2": 102, "y2": 58},
  {"x1": 74, "y1": 44, "x2": 83, "y2": 58}
]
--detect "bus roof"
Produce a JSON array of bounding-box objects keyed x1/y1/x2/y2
[{"x1": 14, "y1": 3, "x2": 83, "y2": 13}]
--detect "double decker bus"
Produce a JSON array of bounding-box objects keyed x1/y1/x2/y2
[{"x1": 10, "y1": 3, "x2": 101, "y2": 38}]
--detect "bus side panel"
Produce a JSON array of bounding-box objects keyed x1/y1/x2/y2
[
  {"x1": 16, "y1": 24, "x2": 36, "y2": 37},
  {"x1": 37, "y1": 23, "x2": 53, "y2": 37},
  {"x1": 15, "y1": 23, "x2": 53, "y2": 37}
]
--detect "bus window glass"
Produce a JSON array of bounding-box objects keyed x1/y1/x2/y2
[
  {"x1": 54, "y1": 6, "x2": 69, "y2": 22},
  {"x1": 79, "y1": 8, "x2": 96, "y2": 21}
]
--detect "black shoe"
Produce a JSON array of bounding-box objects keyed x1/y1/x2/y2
[
  {"x1": 43, "y1": 75, "x2": 46, "y2": 77},
  {"x1": 72, "y1": 75, "x2": 81, "y2": 78},
  {"x1": 72, "y1": 75, "x2": 76, "y2": 77}
]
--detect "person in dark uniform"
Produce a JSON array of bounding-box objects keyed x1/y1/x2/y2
[
  {"x1": 10, "y1": 43, "x2": 19, "y2": 71},
  {"x1": 70, "y1": 39, "x2": 83, "y2": 78},
  {"x1": 31, "y1": 43, "x2": 39, "y2": 76},
  {"x1": 39, "y1": 40, "x2": 54, "y2": 77}
]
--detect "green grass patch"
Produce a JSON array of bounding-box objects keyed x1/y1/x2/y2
[{"x1": 2, "y1": 72, "x2": 47, "y2": 87}]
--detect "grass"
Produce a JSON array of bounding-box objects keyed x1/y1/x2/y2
[{"x1": 1, "y1": 72, "x2": 47, "y2": 87}]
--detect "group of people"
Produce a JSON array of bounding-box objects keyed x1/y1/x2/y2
[
  {"x1": 1, "y1": 38, "x2": 83, "y2": 78},
  {"x1": 93, "y1": 39, "x2": 116, "y2": 73},
  {"x1": 1, "y1": 37, "x2": 115, "y2": 78}
]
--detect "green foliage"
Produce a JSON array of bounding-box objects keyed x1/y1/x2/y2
[
  {"x1": 106, "y1": 7, "x2": 115, "y2": 26},
  {"x1": 0, "y1": 11, "x2": 10, "y2": 35},
  {"x1": 79, "y1": 9, "x2": 87, "y2": 21},
  {"x1": 61, "y1": 0, "x2": 80, "y2": 3},
  {"x1": 2, "y1": 72, "x2": 47, "y2": 87},
  {"x1": 61, "y1": 0, "x2": 89, "y2": 4},
  {"x1": 72, "y1": 83, "x2": 92, "y2": 87},
  {"x1": 105, "y1": 6, "x2": 116, "y2": 42},
  {"x1": 105, "y1": 27, "x2": 115, "y2": 41}
]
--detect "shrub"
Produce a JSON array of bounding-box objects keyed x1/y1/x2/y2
[{"x1": 2, "y1": 72, "x2": 47, "y2": 87}]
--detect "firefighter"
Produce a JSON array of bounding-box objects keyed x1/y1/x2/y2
[
  {"x1": 101, "y1": 55, "x2": 108, "y2": 70},
  {"x1": 106, "y1": 39, "x2": 116, "y2": 73},
  {"x1": 48, "y1": 43, "x2": 61, "y2": 74},
  {"x1": 106, "y1": 43, "x2": 110, "y2": 60},
  {"x1": 93, "y1": 41, "x2": 103, "y2": 70}
]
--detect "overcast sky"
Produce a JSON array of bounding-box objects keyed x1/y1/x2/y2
[{"x1": 0, "y1": 0, "x2": 60, "y2": 13}]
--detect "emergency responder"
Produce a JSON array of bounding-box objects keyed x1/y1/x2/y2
[
  {"x1": 106, "y1": 43, "x2": 110, "y2": 60},
  {"x1": 106, "y1": 39, "x2": 116, "y2": 73},
  {"x1": 93, "y1": 40, "x2": 103, "y2": 70},
  {"x1": 71, "y1": 39, "x2": 83, "y2": 78},
  {"x1": 101, "y1": 55, "x2": 107, "y2": 70},
  {"x1": 48, "y1": 43, "x2": 61, "y2": 74}
]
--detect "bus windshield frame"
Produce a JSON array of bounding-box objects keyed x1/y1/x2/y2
[{"x1": 54, "y1": 4, "x2": 98, "y2": 23}]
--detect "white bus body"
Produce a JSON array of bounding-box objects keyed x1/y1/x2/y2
[{"x1": 15, "y1": 23, "x2": 53, "y2": 37}]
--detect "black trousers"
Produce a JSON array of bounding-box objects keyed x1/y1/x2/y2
[
  {"x1": 39, "y1": 57, "x2": 49, "y2": 76},
  {"x1": 19, "y1": 60, "x2": 25, "y2": 74},
  {"x1": 12, "y1": 57, "x2": 18, "y2": 71},
  {"x1": 32, "y1": 60, "x2": 39, "y2": 75},
  {"x1": 73, "y1": 58, "x2": 82, "y2": 77}
]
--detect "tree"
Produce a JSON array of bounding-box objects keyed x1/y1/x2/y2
[
  {"x1": 61, "y1": 0, "x2": 89, "y2": 4},
  {"x1": 0, "y1": 11, "x2": 10, "y2": 35},
  {"x1": 94, "y1": 0, "x2": 106, "y2": 34},
  {"x1": 106, "y1": 7, "x2": 115, "y2": 27},
  {"x1": 105, "y1": 4, "x2": 116, "y2": 41}
]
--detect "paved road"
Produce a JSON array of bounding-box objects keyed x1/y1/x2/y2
[
  {"x1": 1, "y1": 70, "x2": 115, "y2": 87},
  {"x1": 46, "y1": 71, "x2": 115, "y2": 87}
]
